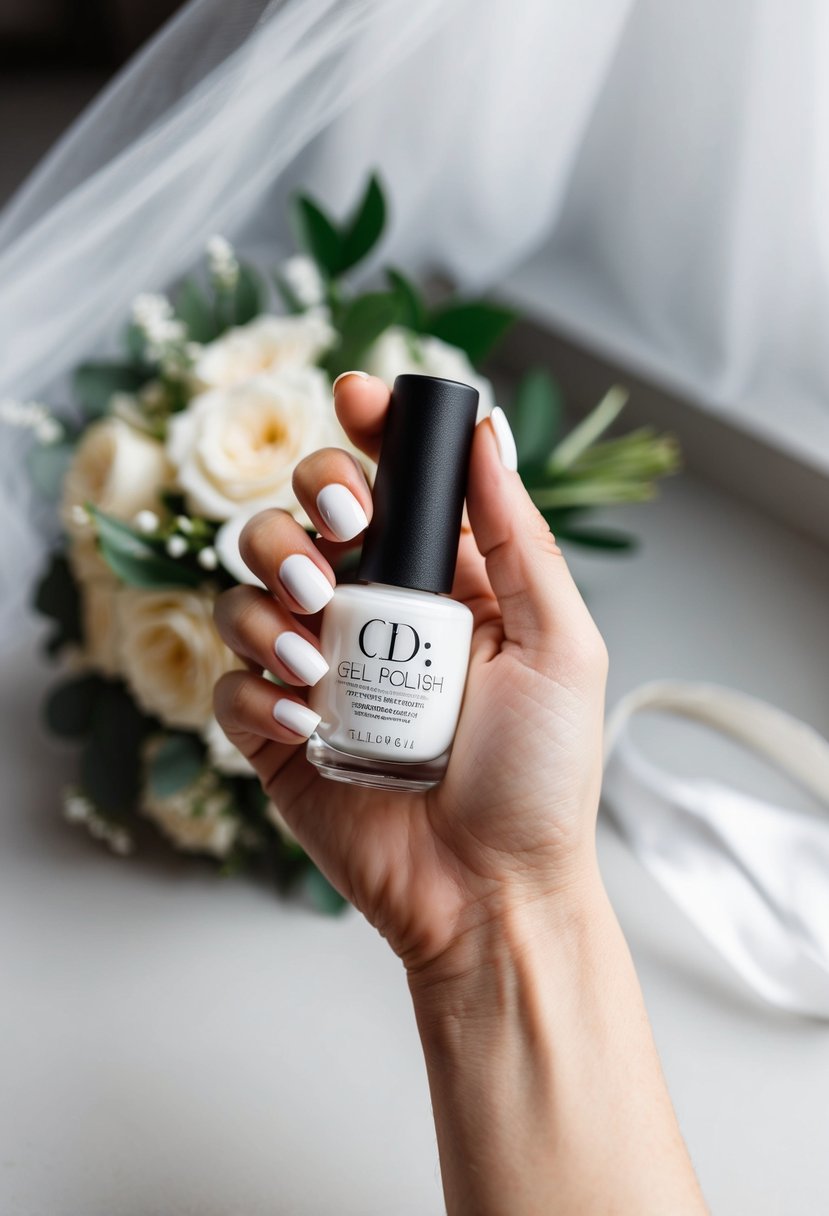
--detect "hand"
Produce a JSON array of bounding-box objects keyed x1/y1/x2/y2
[{"x1": 213, "y1": 373, "x2": 608, "y2": 975}]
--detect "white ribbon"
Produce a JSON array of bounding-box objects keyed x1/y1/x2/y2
[{"x1": 603, "y1": 682, "x2": 829, "y2": 1018}]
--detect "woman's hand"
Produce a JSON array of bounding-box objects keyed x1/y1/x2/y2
[
  {"x1": 214, "y1": 373, "x2": 707, "y2": 1215},
  {"x1": 213, "y1": 372, "x2": 608, "y2": 975}
]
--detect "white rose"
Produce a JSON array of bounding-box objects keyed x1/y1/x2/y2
[
  {"x1": 81, "y1": 579, "x2": 121, "y2": 677},
  {"x1": 61, "y1": 416, "x2": 171, "y2": 537},
  {"x1": 364, "y1": 327, "x2": 495, "y2": 420},
  {"x1": 167, "y1": 369, "x2": 337, "y2": 522},
  {"x1": 193, "y1": 312, "x2": 334, "y2": 389},
  {"x1": 141, "y1": 738, "x2": 238, "y2": 858},
  {"x1": 203, "y1": 715, "x2": 255, "y2": 776},
  {"x1": 117, "y1": 588, "x2": 242, "y2": 730}
]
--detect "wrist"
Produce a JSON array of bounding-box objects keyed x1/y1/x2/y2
[{"x1": 406, "y1": 862, "x2": 615, "y2": 1031}]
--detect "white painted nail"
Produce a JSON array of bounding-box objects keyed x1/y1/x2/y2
[
  {"x1": 274, "y1": 631, "x2": 329, "y2": 686},
  {"x1": 272, "y1": 699, "x2": 321, "y2": 738},
  {"x1": 316, "y1": 483, "x2": 369, "y2": 541},
  {"x1": 490, "y1": 406, "x2": 518, "y2": 471},
  {"x1": 333, "y1": 369, "x2": 370, "y2": 391},
  {"x1": 278, "y1": 553, "x2": 334, "y2": 613}
]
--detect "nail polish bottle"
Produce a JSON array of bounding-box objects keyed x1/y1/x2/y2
[{"x1": 307, "y1": 374, "x2": 478, "y2": 791}]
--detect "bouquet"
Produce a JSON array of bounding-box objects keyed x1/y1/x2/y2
[{"x1": 3, "y1": 174, "x2": 678, "y2": 910}]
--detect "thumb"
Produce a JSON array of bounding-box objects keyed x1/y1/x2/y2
[{"x1": 466, "y1": 408, "x2": 597, "y2": 654}]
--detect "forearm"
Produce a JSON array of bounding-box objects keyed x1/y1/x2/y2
[{"x1": 408, "y1": 873, "x2": 707, "y2": 1216}]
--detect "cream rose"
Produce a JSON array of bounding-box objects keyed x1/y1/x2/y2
[
  {"x1": 364, "y1": 327, "x2": 495, "y2": 420},
  {"x1": 61, "y1": 416, "x2": 171, "y2": 537},
  {"x1": 166, "y1": 369, "x2": 337, "y2": 521},
  {"x1": 193, "y1": 312, "x2": 334, "y2": 389},
  {"x1": 203, "y1": 715, "x2": 255, "y2": 776},
  {"x1": 117, "y1": 588, "x2": 241, "y2": 730},
  {"x1": 141, "y1": 738, "x2": 238, "y2": 858}
]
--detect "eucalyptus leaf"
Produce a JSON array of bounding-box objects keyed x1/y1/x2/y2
[
  {"x1": 45, "y1": 674, "x2": 105, "y2": 738},
  {"x1": 428, "y1": 301, "x2": 515, "y2": 364},
  {"x1": 552, "y1": 523, "x2": 638, "y2": 552},
  {"x1": 293, "y1": 195, "x2": 342, "y2": 277},
  {"x1": 387, "y1": 267, "x2": 426, "y2": 331},
  {"x1": 80, "y1": 682, "x2": 153, "y2": 814},
  {"x1": 74, "y1": 362, "x2": 146, "y2": 419},
  {"x1": 326, "y1": 290, "x2": 402, "y2": 378},
  {"x1": 33, "y1": 552, "x2": 83, "y2": 652},
  {"x1": 231, "y1": 263, "x2": 264, "y2": 325},
  {"x1": 339, "y1": 174, "x2": 386, "y2": 273},
  {"x1": 303, "y1": 866, "x2": 348, "y2": 915},
  {"x1": 26, "y1": 442, "x2": 73, "y2": 499},
  {"x1": 511, "y1": 369, "x2": 563, "y2": 465},
  {"x1": 176, "y1": 278, "x2": 218, "y2": 343},
  {"x1": 90, "y1": 508, "x2": 202, "y2": 588},
  {"x1": 148, "y1": 732, "x2": 205, "y2": 798}
]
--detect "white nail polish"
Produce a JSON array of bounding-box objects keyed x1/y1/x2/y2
[
  {"x1": 273, "y1": 699, "x2": 321, "y2": 738},
  {"x1": 316, "y1": 483, "x2": 369, "y2": 541},
  {"x1": 275, "y1": 631, "x2": 329, "y2": 686},
  {"x1": 490, "y1": 405, "x2": 518, "y2": 471},
  {"x1": 279, "y1": 553, "x2": 334, "y2": 613},
  {"x1": 333, "y1": 370, "x2": 370, "y2": 391},
  {"x1": 307, "y1": 375, "x2": 477, "y2": 793}
]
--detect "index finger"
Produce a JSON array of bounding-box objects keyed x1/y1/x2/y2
[{"x1": 332, "y1": 371, "x2": 391, "y2": 461}]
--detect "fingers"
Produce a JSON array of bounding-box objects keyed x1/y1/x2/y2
[
  {"x1": 214, "y1": 585, "x2": 328, "y2": 688},
  {"x1": 239, "y1": 509, "x2": 335, "y2": 615},
  {"x1": 214, "y1": 670, "x2": 320, "y2": 755},
  {"x1": 292, "y1": 447, "x2": 372, "y2": 543},
  {"x1": 332, "y1": 371, "x2": 391, "y2": 460},
  {"x1": 466, "y1": 410, "x2": 605, "y2": 663}
]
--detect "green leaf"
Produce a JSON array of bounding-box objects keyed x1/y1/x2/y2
[
  {"x1": 326, "y1": 290, "x2": 402, "y2": 378},
  {"x1": 74, "y1": 362, "x2": 146, "y2": 419},
  {"x1": 272, "y1": 272, "x2": 304, "y2": 316},
  {"x1": 387, "y1": 267, "x2": 426, "y2": 331},
  {"x1": 428, "y1": 301, "x2": 516, "y2": 365},
  {"x1": 549, "y1": 385, "x2": 629, "y2": 471},
  {"x1": 45, "y1": 674, "x2": 105, "y2": 737},
  {"x1": 293, "y1": 195, "x2": 343, "y2": 278},
  {"x1": 148, "y1": 732, "x2": 205, "y2": 798},
  {"x1": 230, "y1": 263, "x2": 265, "y2": 325},
  {"x1": 26, "y1": 441, "x2": 73, "y2": 499},
  {"x1": 90, "y1": 508, "x2": 202, "y2": 589},
  {"x1": 176, "y1": 278, "x2": 218, "y2": 343},
  {"x1": 80, "y1": 682, "x2": 152, "y2": 814},
  {"x1": 33, "y1": 552, "x2": 83, "y2": 653},
  {"x1": 511, "y1": 370, "x2": 563, "y2": 465},
  {"x1": 552, "y1": 523, "x2": 638, "y2": 552},
  {"x1": 339, "y1": 174, "x2": 386, "y2": 273},
  {"x1": 303, "y1": 866, "x2": 348, "y2": 915},
  {"x1": 123, "y1": 322, "x2": 149, "y2": 365}
]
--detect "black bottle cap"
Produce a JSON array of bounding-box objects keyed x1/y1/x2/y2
[{"x1": 357, "y1": 374, "x2": 479, "y2": 594}]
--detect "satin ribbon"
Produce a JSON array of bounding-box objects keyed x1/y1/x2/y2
[{"x1": 602, "y1": 682, "x2": 829, "y2": 1018}]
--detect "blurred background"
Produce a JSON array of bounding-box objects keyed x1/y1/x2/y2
[{"x1": 1, "y1": 4, "x2": 828, "y2": 1215}]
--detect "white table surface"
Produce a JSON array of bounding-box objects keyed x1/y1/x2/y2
[{"x1": 2, "y1": 470, "x2": 829, "y2": 1216}]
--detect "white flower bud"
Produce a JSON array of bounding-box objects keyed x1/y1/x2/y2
[
  {"x1": 135, "y1": 509, "x2": 160, "y2": 534},
  {"x1": 197, "y1": 545, "x2": 218, "y2": 571},
  {"x1": 166, "y1": 535, "x2": 188, "y2": 558}
]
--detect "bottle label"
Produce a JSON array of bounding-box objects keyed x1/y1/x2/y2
[{"x1": 312, "y1": 598, "x2": 472, "y2": 763}]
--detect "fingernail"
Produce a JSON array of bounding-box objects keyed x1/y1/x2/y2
[
  {"x1": 278, "y1": 553, "x2": 334, "y2": 613},
  {"x1": 490, "y1": 406, "x2": 518, "y2": 472},
  {"x1": 272, "y1": 699, "x2": 321, "y2": 738},
  {"x1": 333, "y1": 370, "x2": 370, "y2": 391},
  {"x1": 316, "y1": 483, "x2": 369, "y2": 541},
  {"x1": 274, "y1": 631, "x2": 329, "y2": 686}
]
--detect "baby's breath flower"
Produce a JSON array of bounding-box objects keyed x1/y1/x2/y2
[
  {"x1": 0, "y1": 397, "x2": 64, "y2": 443},
  {"x1": 135, "y1": 509, "x2": 160, "y2": 534},
  {"x1": 206, "y1": 234, "x2": 239, "y2": 291},
  {"x1": 69, "y1": 504, "x2": 91, "y2": 528},
  {"x1": 176, "y1": 514, "x2": 194, "y2": 534},
  {"x1": 280, "y1": 255, "x2": 326, "y2": 309},
  {"x1": 197, "y1": 545, "x2": 218, "y2": 571},
  {"x1": 62, "y1": 787, "x2": 134, "y2": 856},
  {"x1": 131, "y1": 292, "x2": 186, "y2": 363},
  {"x1": 166, "y1": 535, "x2": 188, "y2": 558}
]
